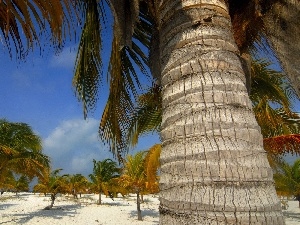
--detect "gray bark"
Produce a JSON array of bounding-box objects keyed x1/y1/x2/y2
[
  {"x1": 137, "y1": 191, "x2": 143, "y2": 221},
  {"x1": 98, "y1": 192, "x2": 101, "y2": 205},
  {"x1": 158, "y1": 0, "x2": 284, "y2": 224}
]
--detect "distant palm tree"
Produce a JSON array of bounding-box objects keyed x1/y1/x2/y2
[
  {"x1": 0, "y1": 119, "x2": 50, "y2": 186},
  {"x1": 64, "y1": 174, "x2": 89, "y2": 198},
  {"x1": 273, "y1": 159, "x2": 300, "y2": 208},
  {"x1": 0, "y1": 171, "x2": 29, "y2": 193},
  {"x1": 89, "y1": 159, "x2": 119, "y2": 204},
  {"x1": 33, "y1": 169, "x2": 68, "y2": 209},
  {"x1": 121, "y1": 151, "x2": 147, "y2": 221},
  {"x1": 13, "y1": 175, "x2": 30, "y2": 194}
]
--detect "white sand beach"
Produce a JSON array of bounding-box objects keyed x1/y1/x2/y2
[
  {"x1": 0, "y1": 192, "x2": 299, "y2": 224},
  {"x1": 0, "y1": 192, "x2": 159, "y2": 225}
]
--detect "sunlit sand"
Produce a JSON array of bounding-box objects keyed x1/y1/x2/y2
[
  {"x1": 0, "y1": 192, "x2": 159, "y2": 224},
  {"x1": 0, "y1": 192, "x2": 299, "y2": 224}
]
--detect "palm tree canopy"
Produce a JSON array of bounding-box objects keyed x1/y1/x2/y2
[
  {"x1": 33, "y1": 169, "x2": 68, "y2": 195},
  {"x1": 0, "y1": 0, "x2": 76, "y2": 58},
  {"x1": 89, "y1": 159, "x2": 119, "y2": 186},
  {"x1": 0, "y1": 119, "x2": 50, "y2": 181},
  {"x1": 121, "y1": 151, "x2": 147, "y2": 191}
]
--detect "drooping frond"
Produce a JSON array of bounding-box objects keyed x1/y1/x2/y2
[
  {"x1": 0, "y1": 0, "x2": 75, "y2": 58},
  {"x1": 127, "y1": 85, "x2": 161, "y2": 147},
  {"x1": 144, "y1": 144, "x2": 161, "y2": 193},
  {"x1": 250, "y1": 59, "x2": 297, "y2": 111},
  {"x1": 72, "y1": 1, "x2": 152, "y2": 160},
  {"x1": 73, "y1": 0, "x2": 103, "y2": 118},
  {"x1": 99, "y1": 17, "x2": 151, "y2": 160},
  {"x1": 262, "y1": 0, "x2": 300, "y2": 97}
]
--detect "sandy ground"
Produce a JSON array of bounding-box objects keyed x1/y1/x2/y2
[
  {"x1": 0, "y1": 192, "x2": 299, "y2": 224},
  {"x1": 0, "y1": 192, "x2": 159, "y2": 225}
]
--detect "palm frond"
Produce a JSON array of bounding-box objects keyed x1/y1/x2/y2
[
  {"x1": 262, "y1": 0, "x2": 300, "y2": 97},
  {"x1": 144, "y1": 144, "x2": 161, "y2": 193},
  {"x1": 264, "y1": 134, "x2": 300, "y2": 156},
  {"x1": 73, "y1": 0, "x2": 103, "y2": 118},
  {"x1": 0, "y1": 0, "x2": 75, "y2": 58},
  {"x1": 250, "y1": 58, "x2": 295, "y2": 111},
  {"x1": 99, "y1": 31, "x2": 150, "y2": 160},
  {"x1": 127, "y1": 85, "x2": 161, "y2": 147}
]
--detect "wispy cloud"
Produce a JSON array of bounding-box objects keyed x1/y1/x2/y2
[
  {"x1": 49, "y1": 46, "x2": 77, "y2": 69},
  {"x1": 43, "y1": 118, "x2": 113, "y2": 176}
]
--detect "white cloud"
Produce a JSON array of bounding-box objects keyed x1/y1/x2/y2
[
  {"x1": 43, "y1": 118, "x2": 113, "y2": 176},
  {"x1": 49, "y1": 46, "x2": 77, "y2": 69}
]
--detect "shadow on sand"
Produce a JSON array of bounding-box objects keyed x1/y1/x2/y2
[
  {"x1": 0, "y1": 204, "x2": 81, "y2": 224},
  {"x1": 283, "y1": 211, "x2": 300, "y2": 220},
  {"x1": 129, "y1": 208, "x2": 159, "y2": 223}
]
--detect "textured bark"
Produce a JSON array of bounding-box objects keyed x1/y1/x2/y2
[
  {"x1": 158, "y1": 0, "x2": 284, "y2": 224},
  {"x1": 263, "y1": 0, "x2": 300, "y2": 97}
]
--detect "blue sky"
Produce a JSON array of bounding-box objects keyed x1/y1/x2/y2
[{"x1": 0, "y1": 45, "x2": 160, "y2": 176}]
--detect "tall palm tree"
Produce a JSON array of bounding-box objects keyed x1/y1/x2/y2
[
  {"x1": 128, "y1": 58, "x2": 300, "y2": 156},
  {"x1": 89, "y1": 159, "x2": 119, "y2": 204},
  {"x1": 0, "y1": 119, "x2": 50, "y2": 185},
  {"x1": 72, "y1": 1, "x2": 299, "y2": 224},
  {"x1": 3, "y1": 0, "x2": 300, "y2": 223}
]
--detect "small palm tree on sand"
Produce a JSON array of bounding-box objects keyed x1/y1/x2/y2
[
  {"x1": 89, "y1": 159, "x2": 119, "y2": 205},
  {"x1": 64, "y1": 174, "x2": 89, "y2": 199},
  {"x1": 33, "y1": 169, "x2": 68, "y2": 210},
  {"x1": 120, "y1": 151, "x2": 147, "y2": 221}
]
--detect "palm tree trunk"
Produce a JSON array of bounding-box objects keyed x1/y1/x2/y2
[
  {"x1": 137, "y1": 191, "x2": 142, "y2": 221},
  {"x1": 44, "y1": 193, "x2": 56, "y2": 210},
  {"x1": 98, "y1": 192, "x2": 101, "y2": 205},
  {"x1": 50, "y1": 193, "x2": 55, "y2": 208},
  {"x1": 158, "y1": 1, "x2": 284, "y2": 224}
]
